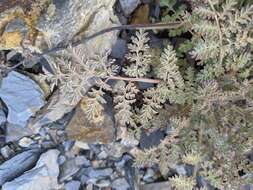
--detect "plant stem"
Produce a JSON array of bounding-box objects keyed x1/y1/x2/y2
[{"x1": 106, "y1": 75, "x2": 161, "y2": 84}]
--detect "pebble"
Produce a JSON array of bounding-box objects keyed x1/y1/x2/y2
[
  {"x1": 98, "y1": 151, "x2": 108, "y2": 160},
  {"x1": 143, "y1": 168, "x2": 155, "y2": 183},
  {"x1": 18, "y1": 137, "x2": 35, "y2": 148},
  {"x1": 95, "y1": 179, "x2": 111, "y2": 188},
  {"x1": 74, "y1": 141, "x2": 90, "y2": 150},
  {"x1": 0, "y1": 146, "x2": 13, "y2": 159}
]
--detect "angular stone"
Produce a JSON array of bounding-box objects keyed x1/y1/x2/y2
[
  {"x1": 139, "y1": 181, "x2": 172, "y2": 190},
  {"x1": 66, "y1": 97, "x2": 115, "y2": 144},
  {"x1": 6, "y1": 123, "x2": 33, "y2": 142},
  {"x1": 59, "y1": 158, "x2": 80, "y2": 182},
  {"x1": 0, "y1": 71, "x2": 45, "y2": 127},
  {"x1": 2, "y1": 149, "x2": 60, "y2": 190},
  {"x1": 0, "y1": 149, "x2": 41, "y2": 186}
]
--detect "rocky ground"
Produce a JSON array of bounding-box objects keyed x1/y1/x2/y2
[{"x1": 0, "y1": 0, "x2": 252, "y2": 190}]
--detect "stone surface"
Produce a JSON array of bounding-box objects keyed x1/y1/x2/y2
[
  {"x1": 18, "y1": 137, "x2": 35, "y2": 148},
  {"x1": 0, "y1": 145, "x2": 14, "y2": 159},
  {"x1": 59, "y1": 158, "x2": 80, "y2": 182},
  {"x1": 85, "y1": 167, "x2": 113, "y2": 179},
  {"x1": 139, "y1": 181, "x2": 172, "y2": 190},
  {"x1": 65, "y1": 180, "x2": 81, "y2": 190},
  {"x1": 112, "y1": 178, "x2": 130, "y2": 190},
  {"x1": 66, "y1": 97, "x2": 115, "y2": 144},
  {"x1": 0, "y1": 71, "x2": 45, "y2": 127},
  {"x1": 140, "y1": 129, "x2": 165, "y2": 150},
  {"x1": 6, "y1": 123, "x2": 33, "y2": 142},
  {"x1": 2, "y1": 149, "x2": 60, "y2": 190},
  {"x1": 0, "y1": 149, "x2": 41, "y2": 186},
  {"x1": 111, "y1": 39, "x2": 127, "y2": 59},
  {"x1": 0, "y1": 110, "x2": 6, "y2": 125},
  {"x1": 119, "y1": 0, "x2": 141, "y2": 16}
]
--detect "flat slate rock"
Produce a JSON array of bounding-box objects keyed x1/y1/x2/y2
[
  {"x1": 2, "y1": 149, "x2": 60, "y2": 190},
  {"x1": 0, "y1": 149, "x2": 41, "y2": 186},
  {"x1": 0, "y1": 71, "x2": 45, "y2": 127}
]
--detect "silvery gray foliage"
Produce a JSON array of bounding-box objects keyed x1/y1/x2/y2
[
  {"x1": 113, "y1": 81, "x2": 139, "y2": 126},
  {"x1": 44, "y1": 46, "x2": 118, "y2": 106},
  {"x1": 124, "y1": 30, "x2": 151, "y2": 78}
]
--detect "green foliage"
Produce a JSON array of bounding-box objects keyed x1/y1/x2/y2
[{"x1": 43, "y1": 1, "x2": 253, "y2": 189}]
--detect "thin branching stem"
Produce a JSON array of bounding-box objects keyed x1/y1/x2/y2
[{"x1": 106, "y1": 75, "x2": 161, "y2": 84}]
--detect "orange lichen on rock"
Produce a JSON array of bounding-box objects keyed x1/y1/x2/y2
[{"x1": 1, "y1": 30, "x2": 22, "y2": 48}]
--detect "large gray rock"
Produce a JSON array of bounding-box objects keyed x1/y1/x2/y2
[
  {"x1": 0, "y1": 71, "x2": 45, "y2": 127},
  {"x1": 2, "y1": 149, "x2": 60, "y2": 190},
  {"x1": 0, "y1": 149, "x2": 41, "y2": 186}
]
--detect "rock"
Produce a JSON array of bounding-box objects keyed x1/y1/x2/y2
[
  {"x1": 75, "y1": 156, "x2": 90, "y2": 167},
  {"x1": 111, "y1": 39, "x2": 127, "y2": 59},
  {"x1": 0, "y1": 149, "x2": 41, "y2": 186},
  {"x1": 66, "y1": 96, "x2": 115, "y2": 144},
  {"x1": 0, "y1": 110, "x2": 6, "y2": 126},
  {"x1": 140, "y1": 129, "x2": 165, "y2": 150},
  {"x1": 2, "y1": 149, "x2": 60, "y2": 190},
  {"x1": 59, "y1": 158, "x2": 80, "y2": 182},
  {"x1": 119, "y1": 0, "x2": 141, "y2": 16},
  {"x1": 175, "y1": 164, "x2": 187, "y2": 176},
  {"x1": 117, "y1": 127, "x2": 139, "y2": 147},
  {"x1": 0, "y1": 71, "x2": 45, "y2": 127},
  {"x1": 139, "y1": 181, "x2": 172, "y2": 190},
  {"x1": 98, "y1": 151, "x2": 108, "y2": 160},
  {"x1": 95, "y1": 179, "x2": 111, "y2": 188},
  {"x1": 115, "y1": 154, "x2": 133, "y2": 169},
  {"x1": 18, "y1": 137, "x2": 35, "y2": 148},
  {"x1": 74, "y1": 141, "x2": 90, "y2": 150},
  {"x1": 0, "y1": 145, "x2": 14, "y2": 159},
  {"x1": 103, "y1": 143, "x2": 128, "y2": 160},
  {"x1": 112, "y1": 178, "x2": 130, "y2": 190},
  {"x1": 65, "y1": 180, "x2": 81, "y2": 190},
  {"x1": 57, "y1": 155, "x2": 66, "y2": 165},
  {"x1": 5, "y1": 123, "x2": 33, "y2": 142},
  {"x1": 143, "y1": 168, "x2": 155, "y2": 183},
  {"x1": 85, "y1": 167, "x2": 113, "y2": 179}
]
